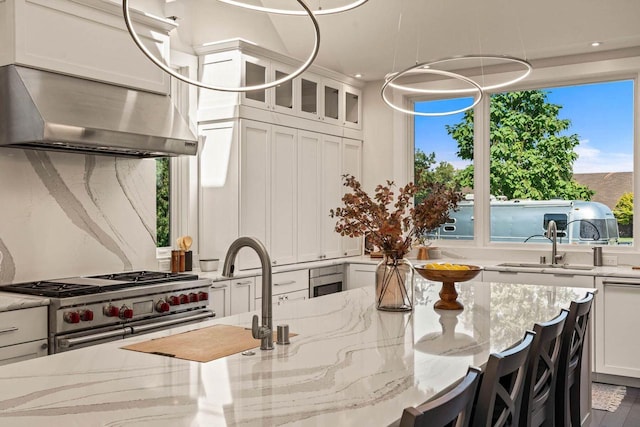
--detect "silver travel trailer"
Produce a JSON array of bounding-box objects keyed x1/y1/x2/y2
[{"x1": 431, "y1": 199, "x2": 620, "y2": 244}]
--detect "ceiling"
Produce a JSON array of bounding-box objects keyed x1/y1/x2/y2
[{"x1": 159, "y1": 0, "x2": 640, "y2": 82}]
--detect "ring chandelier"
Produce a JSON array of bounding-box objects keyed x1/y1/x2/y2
[
  {"x1": 382, "y1": 66, "x2": 483, "y2": 117},
  {"x1": 387, "y1": 55, "x2": 532, "y2": 95},
  {"x1": 122, "y1": 0, "x2": 320, "y2": 92},
  {"x1": 216, "y1": 0, "x2": 369, "y2": 16}
]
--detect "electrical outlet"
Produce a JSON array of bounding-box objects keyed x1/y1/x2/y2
[{"x1": 603, "y1": 255, "x2": 618, "y2": 266}]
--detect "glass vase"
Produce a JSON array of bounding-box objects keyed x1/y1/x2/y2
[{"x1": 375, "y1": 251, "x2": 414, "y2": 311}]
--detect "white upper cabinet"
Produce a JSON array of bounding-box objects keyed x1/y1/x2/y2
[
  {"x1": 195, "y1": 40, "x2": 363, "y2": 136},
  {"x1": 242, "y1": 56, "x2": 297, "y2": 115},
  {"x1": 0, "y1": 0, "x2": 174, "y2": 93},
  {"x1": 343, "y1": 84, "x2": 363, "y2": 130}
]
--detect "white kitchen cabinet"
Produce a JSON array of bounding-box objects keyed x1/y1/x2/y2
[
  {"x1": 297, "y1": 130, "x2": 323, "y2": 262},
  {"x1": 230, "y1": 277, "x2": 256, "y2": 315},
  {"x1": 321, "y1": 134, "x2": 344, "y2": 259},
  {"x1": 0, "y1": 0, "x2": 173, "y2": 93},
  {"x1": 256, "y1": 270, "x2": 309, "y2": 308},
  {"x1": 239, "y1": 121, "x2": 297, "y2": 269},
  {"x1": 199, "y1": 120, "x2": 297, "y2": 270},
  {"x1": 343, "y1": 84, "x2": 362, "y2": 130},
  {"x1": 346, "y1": 263, "x2": 376, "y2": 290},
  {"x1": 482, "y1": 269, "x2": 594, "y2": 288},
  {"x1": 594, "y1": 277, "x2": 640, "y2": 378},
  {"x1": 242, "y1": 56, "x2": 297, "y2": 115},
  {"x1": 341, "y1": 138, "x2": 363, "y2": 256},
  {"x1": 297, "y1": 131, "x2": 353, "y2": 261},
  {"x1": 269, "y1": 126, "x2": 298, "y2": 266},
  {"x1": 261, "y1": 270, "x2": 308, "y2": 297},
  {"x1": 0, "y1": 306, "x2": 48, "y2": 365},
  {"x1": 196, "y1": 39, "x2": 363, "y2": 132},
  {"x1": 209, "y1": 277, "x2": 257, "y2": 317},
  {"x1": 209, "y1": 280, "x2": 231, "y2": 319}
]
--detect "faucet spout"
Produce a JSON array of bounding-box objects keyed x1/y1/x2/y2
[
  {"x1": 222, "y1": 237, "x2": 273, "y2": 350},
  {"x1": 546, "y1": 220, "x2": 565, "y2": 265}
]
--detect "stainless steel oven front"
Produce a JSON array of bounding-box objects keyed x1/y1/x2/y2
[{"x1": 309, "y1": 265, "x2": 344, "y2": 298}]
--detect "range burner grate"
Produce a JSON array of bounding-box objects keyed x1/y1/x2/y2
[
  {"x1": 1, "y1": 281, "x2": 101, "y2": 298},
  {"x1": 89, "y1": 270, "x2": 198, "y2": 283}
]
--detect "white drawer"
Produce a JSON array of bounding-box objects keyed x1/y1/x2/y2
[
  {"x1": 0, "y1": 339, "x2": 48, "y2": 366},
  {"x1": 256, "y1": 270, "x2": 308, "y2": 298},
  {"x1": 0, "y1": 306, "x2": 48, "y2": 348}
]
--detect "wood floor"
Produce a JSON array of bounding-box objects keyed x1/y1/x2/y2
[{"x1": 592, "y1": 386, "x2": 640, "y2": 427}]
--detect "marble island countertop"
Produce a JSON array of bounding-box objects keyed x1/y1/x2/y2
[{"x1": 0, "y1": 279, "x2": 593, "y2": 426}]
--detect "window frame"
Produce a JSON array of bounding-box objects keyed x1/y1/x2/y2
[
  {"x1": 156, "y1": 53, "x2": 199, "y2": 259},
  {"x1": 409, "y1": 58, "x2": 639, "y2": 254}
]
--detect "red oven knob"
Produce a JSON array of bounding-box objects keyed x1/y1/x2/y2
[
  {"x1": 188, "y1": 293, "x2": 198, "y2": 303},
  {"x1": 103, "y1": 304, "x2": 120, "y2": 317},
  {"x1": 198, "y1": 291, "x2": 209, "y2": 301},
  {"x1": 64, "y1": 311, "x2": 80, "y2": 324},
  {"x1": 168, "y1": 295, "x2": 180, "y2": 306},
  {"x1": 179, "y1": 294, "x2": 189, "y2": 304},
  {"x1": 80, "y1": 309, "x2": 94, "y2": 321},
  {"x1": 119, "y1": 306, "x2": 134, "y2": 319},
  {"x1": 156, "y1": 300, "x2": 170, "y2": 313}
]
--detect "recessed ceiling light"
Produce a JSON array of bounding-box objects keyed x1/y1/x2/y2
[
  {"x1": 591, "y1": 41, "x2": 603, "y2": 47},
  {"x1": 354, "y1": 73, "x2": 363, "y2": 78}
]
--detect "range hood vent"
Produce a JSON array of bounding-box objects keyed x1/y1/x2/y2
[{"x1": 0, "y1": 65, "x2": 198, "y2": 158}]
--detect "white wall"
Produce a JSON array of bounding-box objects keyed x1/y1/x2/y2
[
  {"x1": 0, "y1": 150, "x2": 157, "y2": 284},
  {"x1": 361, "y1": 80, "x2": 412, "y2": 194}
]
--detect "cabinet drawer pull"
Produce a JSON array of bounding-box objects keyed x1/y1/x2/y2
[
  {"x1": 234, "y1": 281, "x2": 252, "y2": 286},
  {"x1": 0, "y1": 326, "x2": 18, "y2": 334},
  {"x1": 211, "y1": 284, "x2": 228, "y2": 289},
  {"x1": 274, "y1": 280, "x2": 296, "y2": 286},
  {"x1": 602, "y1": 280, "x2": 640, "y2": 287}
]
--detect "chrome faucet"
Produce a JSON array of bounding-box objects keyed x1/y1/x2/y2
[
  {"x1": 222, "y1": 237, "x2": 273, "y2": 350},
  {"x1": 546, "y1": 220, "x2": 565, "y2": 265}
]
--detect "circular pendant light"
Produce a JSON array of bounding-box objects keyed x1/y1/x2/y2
[
  {"x1": 122, "y1": 0, "x2": 320, "y2": 92},
  {"x1": 387, "y1": 55, "x2": 532, "y2": 95},
  {"x1": 216, "y1": 0, "x2": 369, "y2": 16},
  {"x1": 381, "y1": 65, "x2": 483, "y2": 117}
]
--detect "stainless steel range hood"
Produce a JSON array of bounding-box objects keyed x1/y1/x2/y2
[{"x1": 0, "y1": 65, "x2": 198, "y2": 158}]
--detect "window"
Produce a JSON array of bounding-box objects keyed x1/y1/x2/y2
[
  {"x1": 156, "y1": 158, "x2": 170, "y2": 247},
  {"x1": 415, "y1": 78, "x2": 635, "y2": 247},
  {"x1": 488, "y1": 81, "x2": 634, "y2": 245},
  {"x1": 414, "y1": 97, "x2": 475, "y2": 240}
]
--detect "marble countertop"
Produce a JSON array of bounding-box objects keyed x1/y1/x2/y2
[
  {"x1": 199, "y1": 254, "x2": 640, "y2": 282},
  {"x1": 0, "y1": 292, "x2": 49, "y2": 312},
  {"x1": 0, "y1": 279, "x2": 593, "y2": 426}
]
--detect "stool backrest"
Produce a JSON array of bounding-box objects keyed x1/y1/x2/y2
[
  {"x1": 472, "y1": 331, "x2": 536, "y2": 427},
  {"x1": 519, "y1": 309, "x2": 568, "y2": 427},
  {"x1": 555, "y1": 292, "x2": 594, "y2": 427},
  {"x1": 400, "y1": 366, "x2": 481, "y2": 427}
]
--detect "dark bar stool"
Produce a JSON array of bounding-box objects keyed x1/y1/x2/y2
[
  {"x1": 520, "y1": 309, "x2": 569, "y2": 427},
  {"x1": 555, "y1": 292, "x2": 594, "y2": 427},
  {"x1": 400, "y1": 366, "x2": 481, "y2": 427},
  {"x1": 472, "y1": 330, "x2": 536, "y2": 427}
]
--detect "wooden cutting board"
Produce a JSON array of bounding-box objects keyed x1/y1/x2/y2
[{"x1": 121, "y1": 324, "x2": 290, "y2": 363}]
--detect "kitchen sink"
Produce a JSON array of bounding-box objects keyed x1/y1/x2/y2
[{"x1": 497, "y1": 262, "x2": 594, "y2": 271}]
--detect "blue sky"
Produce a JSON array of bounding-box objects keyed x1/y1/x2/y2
[{"x1": 414, "y1": 79, "x2": 635, "y2": 173}]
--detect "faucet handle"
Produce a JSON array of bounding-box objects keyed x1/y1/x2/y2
[
  {"x1": 555, "y1": 252, "x2": 566, "y2": 263},
  {"x1": 251, "y1": 314, "x2": 260, "y2": 339}
]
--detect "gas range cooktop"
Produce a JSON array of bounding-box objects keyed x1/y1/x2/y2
[{"x1": 0, "y1": 271, "x2": 200, "y2": 298}]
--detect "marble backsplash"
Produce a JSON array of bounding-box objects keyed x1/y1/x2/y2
[{"x1": 0, "y1": 149, "x2": 158, "y2": 284}]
